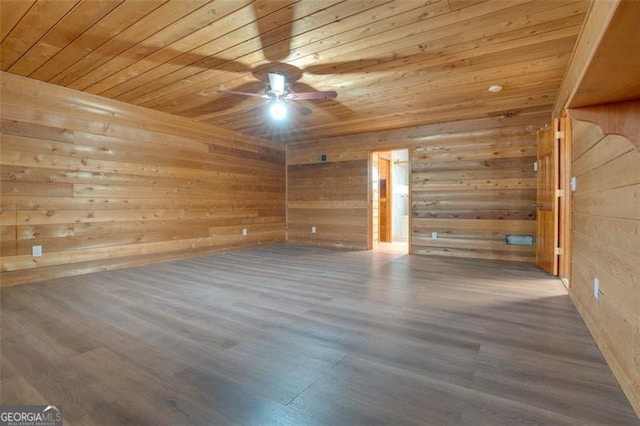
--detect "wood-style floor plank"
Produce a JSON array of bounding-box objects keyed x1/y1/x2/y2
[{"x1": 1, "y1": 244, "x2": 637, "y2": 424}]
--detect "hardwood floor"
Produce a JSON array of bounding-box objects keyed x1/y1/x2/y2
[{"x1": 1, "y1": 244, "x2": 637, "y2": 425}]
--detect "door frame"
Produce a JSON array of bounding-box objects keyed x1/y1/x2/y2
[
  {"x1": 535, "y1": 116, "x2": 572, "y2": 279},
  {"x1": 535, "y1": 119, "x2": 560, "y2": 275},
  {"x1": 368, "y1": 147, "x2": 411, "y2": 251},
  {"x1": 558, "y1": 113, "x2": 573, "y2": 283},
  {"x1": 379, "y1": 155, "x2": 392, "y2": 243}
]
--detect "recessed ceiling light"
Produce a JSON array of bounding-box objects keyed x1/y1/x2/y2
[{"x1": 488, "y1": 84, "x2": 503, "y2": 93}]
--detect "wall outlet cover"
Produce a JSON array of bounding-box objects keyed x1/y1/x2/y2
[
  {"x1": 431, "y1": 232, "x2": 438, "y2": 240},
  {"x1": 242, "y1": 228, "x2": 248, "y2": 236},
  {"x1": 32, "y1": 245, "x2": 43, "y2": 257}
]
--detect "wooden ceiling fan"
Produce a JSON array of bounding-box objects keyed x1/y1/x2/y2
[{"x1": 216, "y1": 71, "x2": 337, "y2": 117}]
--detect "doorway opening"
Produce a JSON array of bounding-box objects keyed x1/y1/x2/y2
[{"x1": 371, "y1": 149, "x2": 410, "y2": 253}]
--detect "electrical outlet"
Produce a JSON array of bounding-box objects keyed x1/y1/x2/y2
[
  {"x1": 311, "y1": 226, "x2": 317, "y2": 234},
  {"x1": 570, "y1": 176, "x2": 577, "y2": 192},
  {"x1": 242, "y1": 228, "x2": 248, "y2": 236},
  {"x1": 431, "y1": 231, "x2": 438, "y2": 240},
  {"x1": 32, "y1": 245, "x2": 43, "y2": 257},
  {"x1": 594, "y1": 277, "x2": 600, "y2": 300}
]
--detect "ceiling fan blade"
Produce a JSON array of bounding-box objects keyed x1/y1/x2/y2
[
  {"x1": 286, "y1": 100, "x2": 312, "y2": 116},
  {"x1": 268, "y1": 72, "x2": 286, "y2": 94},
  {"x1": 290, "y1": 82, "x2": 352, "y2": 119},
  {"x1": 245, "y1": 101, "x2": 271, "y2": 115},
  {"x1": 285, "y1": 90, "x2": 337, "y2": 100},
  {"x1": 180, "y1": 82, "x2": 267, "y2": 117},
  {"x1": 253, "y1": 2, "x2": 294, "y2": 62},
  {"x1": 216, "y1": 89, "x2": 269, "y2": 99}
]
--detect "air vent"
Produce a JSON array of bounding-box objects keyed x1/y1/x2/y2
[{"x1": 506, "y1": 234, "x2": 534, "y2": 246}]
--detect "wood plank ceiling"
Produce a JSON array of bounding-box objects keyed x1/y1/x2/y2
[{"x1": 0, "y1": 0, "x2": 588, "y2": 141}]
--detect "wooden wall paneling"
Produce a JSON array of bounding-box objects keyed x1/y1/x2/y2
[
  {"x1": 287, "y1": 113, "x2": 545, "y2": 262},
  {"x1": 412, "y1": 123, "x2": 537, "y2": 262},
  {"x1": 569, "y1": 118, "x2": 640, "y2": 416},
  {"x1": 412, "y1": 219, "x2": 536, "y2": 262},
  {"x1": 287, "y1": 160, "x2": 369, "y2": 249},
  {"x1": 0, "y1": 72, "x2": 285, "y2": 286},
  {"x1": 0, "y1": 72, "x2": 283, "y2": 152},
  {"x1": 288, "y1": 113, "x2": 547, "y2": 163}
]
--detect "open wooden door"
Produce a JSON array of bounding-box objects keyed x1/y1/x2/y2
[
  {"x1": 379, "y1": 157, "x2": 392, "y2": 242},
  {"x1": 536, "y1": 119, "x2": 561, "y2": 275}
]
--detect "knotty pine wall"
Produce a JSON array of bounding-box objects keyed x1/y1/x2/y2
[
  {"x1": 287, "y1": 113, "x2": 545, "y2": 261},
  {"x1": 0, "y1": 72, "x2": 285, "y2": 286},
  {"x1": 569, "y1": 118, "x2": 640, "y2": 414},
  {"x1": 287, "y1": 159, "x2": 369, "y2": 249}
]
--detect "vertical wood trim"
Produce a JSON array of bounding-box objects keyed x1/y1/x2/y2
[
  {"x1": 408, "y1": 148, "x2": 414, "y2": 255},
  {"x1": 367, "y1": 152, "x2": 373, "y2": 250},
  {"x1": 387, "y1": 157, "x2": 393, "y2": 243},
  {"x1": 285, "y1": 148, "x2": 289, "y2": 241},
  {"x1": 558, "y1": 113, "x2": 573, "y2": 281},
  {"x1": 535, "y1": 118, "x2": 560, "y2": 275}
]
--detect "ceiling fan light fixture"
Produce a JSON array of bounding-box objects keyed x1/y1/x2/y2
[
  {"x1": 268, "y1": 72, "x2": 286, "y2": 95},
  {"x1": 269, "y1": 100, "x2": 287, "y2": 121}
]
